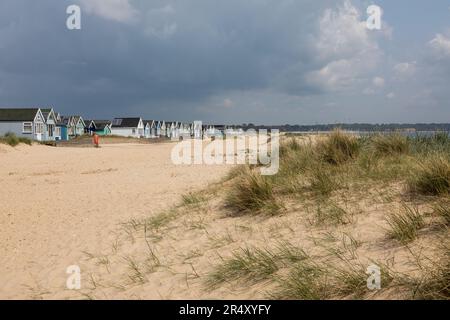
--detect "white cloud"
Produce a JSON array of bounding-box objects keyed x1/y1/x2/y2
[
  {"x1": 315, "y1": 1, "x2": 375, "y2": 61},
  {"x1": 363, "y1": 87, "x2": 375, "y2": 95},
  {"x1": 386, "y1": 92, "x2": 395, "y2": 99},
  {"x1": 223, "y1": 98, "x2": 234, "y2": 108},
  {"x1": 145, "y1": 23, "x2": 178, "y2": 39},
  {"x1": 306, "y1": 1, "x2": 383, "y2": 92},
  {"x1": 373, "y1": 77, "x2": 385, "y2": 87},
  {"x1": 80, "y1": 0, "x2": 138, "y2": 23},
  {"x1": 394, "y1": 62, "x2": 416, "y2": 77},
  {"x1": 429, "y1": 33, "x2": 450, "y2": 57},
  {"x1": 144, "y1": 5, "x2": 178, "y2": 39}
]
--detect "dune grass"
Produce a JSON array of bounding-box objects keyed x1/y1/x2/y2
[
  {"x1": 224, "y1": 167, "x2": 283, "y2": 215},
  {"x1": 407, "y1": 154, "x2": 450, "y2": 196},
  {"x1": 203, "y1": 131, "x2": 449, "y2": 299},
  {"x1": 206, "y1": 248, "x2": 279, "y2": 288},
  {"x1": 224, "y1": 132, "x2": 449, "y2": 218},
  {"x1": 386, "y1": 203, "x2": 424, "y2": 244},
  {"x1": 181, "y1": 192, "x2": 206, "y2": 206},
  {"x1": 271, "y1": 259, "x2": 329, "y2": 300},
  {"x1": 415, "y1": 261, "x2": 450, "y2": 300},
  {"x1": 434, "y1": 201, "x2": 450, "y2": 226},
  {"x1": 0, "y1": 132, "x2": 32, "y2": 147},
  {"x1": 409, "y1": 132, "x2": 450, "y2": 155},
  {"x1": 313, "y1": 200, "x2": 353, "y2": 225},
  {"x1": 401, "y1": 240, "x2": 450, "y2": 300},
  {"x1": 270, "y1": 250, "x2": 388, "y2": 300},
  {"x1": 315, "y1": 129, "x2": 360, "y2": 165},
  {"x1": 206, "y1": 242, "x2": 309, "y2": 290},
  {"x1": 371, "y1": 134, "x2": 410, "y2": 157}
]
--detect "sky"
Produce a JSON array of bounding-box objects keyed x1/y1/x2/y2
[{"x1": 0, "y1": 0, "x2": 450, "y2": 125}]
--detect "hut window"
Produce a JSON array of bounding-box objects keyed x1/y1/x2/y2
[
  {"x1": 35, "y1": 123, "x2": 43, "y2": 134},
  {"x1": 23, "y1": 122, "x2": 32, "y2": 133}
]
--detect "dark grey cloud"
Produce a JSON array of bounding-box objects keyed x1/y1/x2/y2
[{"x1": 0, "y1": 0, "x2": 449, "y2": 124}]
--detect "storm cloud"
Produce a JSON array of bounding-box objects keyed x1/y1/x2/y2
[{"x1": 0, "y1": 0, "x2": 449, "y2": 124}]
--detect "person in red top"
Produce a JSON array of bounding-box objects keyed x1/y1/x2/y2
[{"x1": 93, "y1": 133, "x2": 100, "y2": 148}]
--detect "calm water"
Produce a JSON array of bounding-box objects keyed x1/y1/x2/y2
[
  {"x1": 289, "y1": 131, "x2": 450, "y2": 138},
  {"x1": 355, "y1": 131, "x2": 450, "y2": 138}
]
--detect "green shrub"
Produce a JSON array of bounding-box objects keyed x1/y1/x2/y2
[
  {"x1": 408, "y1": 154, "x2": 450, "y2": 196},
  {"x1": 316, "y1": 130, "x2": 360, "y2": 165},
  {"x1": 0, "y1": 132, "x2": 32, "y2": 146},
  {"x1": 225, "y1": 168, "x2": 282, "y2": 215},
  {"x1": 434, "y1": 201, "x2": 450, "y2": 226},
  {"x1": 386, "y1": 203, "x2": 424, "y2": 243},
  {"x1": 371, "y1": 134, "x2": 409, "y2": 156}
]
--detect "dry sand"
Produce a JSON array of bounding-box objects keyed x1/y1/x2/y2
[
  {"x1": 0, "y1": 142, "x2": 229, "y2": 299},
  {"x1": 0, "y1": 138, "x2": 442, "y2": 300}
]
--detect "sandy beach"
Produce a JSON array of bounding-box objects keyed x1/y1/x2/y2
[
  {"x1": 0, "y1": 142, "x2": 229, "y2": 299},
  {"x1": 0, "y1": 135, "x2": 447, "y2": 300}
]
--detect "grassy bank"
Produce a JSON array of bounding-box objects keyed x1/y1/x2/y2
[
  {"x1": 213, "y1": 130, "x2": 449, "y2": 299},
  {"x1": 77, "y1": 130, "x2": 449, "y2": 300},
  {"x1": 0, "y1": 133, "x2": 32, "y2": 147}
]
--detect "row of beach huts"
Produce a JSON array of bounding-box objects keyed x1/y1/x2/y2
[{"x1": 0, "y1": 108, "x2": 244, "y2": 142}]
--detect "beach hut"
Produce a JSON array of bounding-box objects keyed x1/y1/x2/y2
[
  {"x1": 160, "y1": 121, "x2": 167, "y2": 137},
  {"x1": 165, "y1": 121, "x2": 176, "y2": 139},
  {"x1": 143, "y1": 120, "x2": 156, "y2": 138},
  {"x1": 56, "y1": 120, "x2": 68, "y2": 141},
  {"x1": 40, "y1": 108, "x2": 57, "y2": 141},
  {"x1": 193, "y1": 121, "x2": 202, "y2": 139},
  {"x1": 165, "y1": 121, "x2": 173, "y2": 138},
  {"x1": 0, "y1": 108, "x2": 46, "y2": 141},
  {"x1": 110, "y1": 118, "x2": 144, "y2": 138},
  {"x1": 173, "y1": 122, "x2": 181, "y2": 140},
  {"x1": 54, "y1": 113, "x2": 64, "y2": 141},
  {"x1": 179, "y1": 122, "x2": 190, "y2": 139},
  {"x1": 74, "y1": 116, "x2": 86, "y2": 136},
  {"x1": 92, "y1": 120, "x2": 111, "y2": 136},
  {"x1": 63, "y1": 116, "x2": 85, "y2": 137},
  {"x1": 84, "y1": 120, "x2": 97, "y2": 135}
]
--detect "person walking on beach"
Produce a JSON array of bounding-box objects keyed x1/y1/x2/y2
[{"x1": 93, "y1": 133, "x2": 100, "y2": 148}]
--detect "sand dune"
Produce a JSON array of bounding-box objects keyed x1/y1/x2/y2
[{"x1": 0, "y1": 142, "x2": 229, "y2": 299}]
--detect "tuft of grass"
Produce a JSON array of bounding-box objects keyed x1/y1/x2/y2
[
  {"x1": 433, "y1": 200, "x2": 450, "y2": 226},
  {"x1": 386, "y1": 203, "x2": 424, "y2": 244},
  {"x1": 371, "y1": 134, "x2": 409, "y2": 157},
  {"x1": 144, "y1": 209, "x2": 179, "y2": 230},
  {"x1": 123, "y1": 209, "x2": 179, "y2": 233},
  {"x1": 275, "y1": 241, "x2": 309, "y2": 264},
  {"x1": 307, "y1": 165, "x2": 340, "y2": 196},
  {"x1": 408, "y1": 154, "x2": 450, "y2": 196},
  {"x1": 181, "y1": 192, "x2": 205, "y2": 206},
  {"x1": 415, "y1": 261, "x2": 450, "y2": 300},
  {"x1": 224, "y1": 165, "x2": 249, "y2": 181},
  {"x1": 405, "y1": 241, "x2": 450, "y2": 300},
  {"x1": 206, "y1": 242, "x2": 308, "y2": 290},
  {"x1": 0, "y1": 132, "x2": 32, "y2": 147},
  {"x1": 331, "y1": 263, "x2": 368, "y2": 298},
  {"x1": 225, "y1": 168, "x2": 282, "y2": 215},
  {"x1": 315, "y1": 130, "x2": 360, "y2": 165},
  {"x1": 205, "y1": 247, "x2": 279, "y2": 288},
  {"x1": 313, "y1": 200, "x2": 353, "y2": 225},
  {"x1": 409, "y1": 132, "x2": 450, "y2": 155},
  {"x1": 123, "y1": 256, "x2": 146, "y2": 284},
  {"x1": 280, "y1": 138, "x2": 302, "y2": 157},
  {"x1": 271, "y1": 259, "x2": 329, "y2": 300}
]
